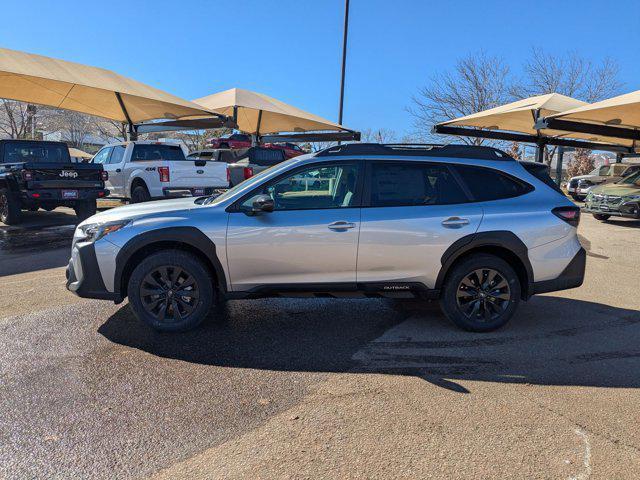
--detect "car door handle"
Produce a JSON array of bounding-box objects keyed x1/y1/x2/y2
[
  {"x1": 441, "y1": 216, "x2": 470, "y2": 228},
  {"x1": 115, "y1": 168, "x2": 121, "y2": 173},
  {"x1": 328, "y1": 221, "x2": 356, "y2": 231}
]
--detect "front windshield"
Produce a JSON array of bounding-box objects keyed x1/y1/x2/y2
[
  {"x1": 620, "y1": 170, "x2": 640, "y2": 186},
  {"x1": 591, "y1": 165, "x2": 609, "y2": 176}
]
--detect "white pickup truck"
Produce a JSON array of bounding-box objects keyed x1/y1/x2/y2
[{"x1": 91, "y1": 141, "x2": 229, "y2": 202}]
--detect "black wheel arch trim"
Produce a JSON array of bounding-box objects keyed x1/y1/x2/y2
[
  {"x1": 435, "y1": 231, "x2": 534, "y2": 299},
  {"x1": 114, "y1": 227, "x2": 227, "y2": 298}
]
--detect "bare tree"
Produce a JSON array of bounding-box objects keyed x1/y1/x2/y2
[
  {"x1": 361, "y1": 128, "x2": 397, "y2": 143},
  {"x1": 46, "y1": 110, "x2": 96, "y2": 148},
  {"x1": 408, "y1": 52, "x2": 511, "y2": 145},
  {"x1": 514, "y1": 48, "x2": 622, "y2": 103},
  {"x1": 0, "y1": 100, "x2": 38, "y2": 139},
  {"x1": 507, "y1": 142, "x2": 522, "y2": 160}
]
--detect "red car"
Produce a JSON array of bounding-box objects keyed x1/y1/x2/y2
[
  {"x1": 208, "y1": 133, "x2": 252, "y2": 150},
  {"x1": 264, "y1": 142, "x2": 306, "y2": 159},
  {"x1": 208, "y1": 134, "x2": 306, "y2": 159}
]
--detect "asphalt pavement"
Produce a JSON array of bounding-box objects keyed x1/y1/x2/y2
[{"x1": 1, "y1": 209, "x2": 639, "y2": 479}]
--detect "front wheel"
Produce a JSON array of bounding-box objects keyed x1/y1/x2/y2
[
  {"x1": 127, "y1": 250, "x2": 215, "y2": 332},
  {"x1": 592, "y1": 213, "x2": 610, "y2": 221},
  {"x1": 440, "y1": 254, "x2": 521, "y2": 332},
  {"x1": 0, "y1": 189, "x2": 22, "y2": 225},
  {"x1": 74, "y1": 200, "x2": 97, "y2": 221}
]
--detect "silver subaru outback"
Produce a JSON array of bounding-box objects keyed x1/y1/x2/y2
[{"x1": 66, "y1": 143, "x2": 585, "y2": 333}]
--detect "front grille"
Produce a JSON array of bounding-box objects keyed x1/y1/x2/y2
[{"x1": 589, "y1": 194, "x2": 622, "y2": 207}]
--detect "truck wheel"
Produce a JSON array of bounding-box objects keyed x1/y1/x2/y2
[
  {"x1": 131, "y1": 185, "x2": 150, "y2": 203},
  {"x1": 440, "y1": 254, "x2": 520, "y2": 332},
  {"x1": 127, "y1": 250, "x2": 215, "y2": 332},
  {"x1": 74, "y1": 200, "x2": 97, "y2": 221},
  {"x1": 0, "y1": 189, "x2": 22, "y2": 225},
  {"x1": 592, "y1": 213, "x2": 610, "y2": 221}
]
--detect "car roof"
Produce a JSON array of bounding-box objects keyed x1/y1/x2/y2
[{"x1": 314, "y1": 143, "x2": 512, "y2": 161}]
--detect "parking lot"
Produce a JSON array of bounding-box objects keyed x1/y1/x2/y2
[{"x1": 0, "y1": 208, "x2": 637, "y2": 479}]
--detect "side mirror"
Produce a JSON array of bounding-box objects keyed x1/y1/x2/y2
[{"x1": 248, "y1": 194, "x2": 274, "y2": 215}]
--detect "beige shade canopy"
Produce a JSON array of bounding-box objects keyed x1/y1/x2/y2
[
  {"x1": 437, "y1": 93, "x2": 632, "y2": 146},
  {"x1": 193, "y1": 88, "x2": 348, "y2": 135},
  {"x1": 68, "y1": 147, "x2": 92, "y2": 159},
  {"x1": 438, "y1": 93, "x2": 586, "y2": 134},
  {"x1": 0, "y1": 47, "x2": 216, "y2": 123},
  {"x1": 544, "y1": 90, "x2": 640, "y2": 148}
]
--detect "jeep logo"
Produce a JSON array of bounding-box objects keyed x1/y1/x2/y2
[{"x1": 59, "y1": 170, "x2": 78, "y2": 178}]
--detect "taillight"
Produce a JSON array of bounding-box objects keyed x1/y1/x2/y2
[
  {"x1": 158, "y1": 166, "x2": 170, "y2": 182},
  {"x1": 226, "y1": 167, "x2": 231, "y2": 184},
  {"x1": 243, "y1": 167, "x2": 254, "y2": 180},
  {"x1": 22, "y1": 170, "x2": 33, "y2": 181},
  {"x1": 552, "y1": 206, "x2": 580, "y2": 227},
  {"x1": 100, "y1": 170, "x2": 109, "y2": 181}
]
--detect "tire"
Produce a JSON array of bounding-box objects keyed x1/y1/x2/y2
[
  {"x1": 592, "y1": 213, "x2": 610, "y2": 221},
  {"x1": 0, "y1": 189, "x2": 22, "y2": 225},
  {"x1": 74, "y1": 200, "x2": 97, "y2": 222},
  {"x1": 127, "y1": 250, "x2": 215, "y2": 332},
  {"x1": 130, "y1": 185, "x2": 150, "y2": 203},
  {"x1": 440, "y1": 254, "x2": 521, "y2": 332}
]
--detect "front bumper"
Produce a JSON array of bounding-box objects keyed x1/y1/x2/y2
[
  {"x1": 66, "y1": 241, "x2": 122, "y2": 302},
  {"x1": 161, "y1": 186, "x2": 227, "y2": 198},
  {"x1": 532, "y1": 247, "x2": 586, "y2": 295},
  {"x1": 583, "y1": 200, "x2": 640, "y2": 219}
]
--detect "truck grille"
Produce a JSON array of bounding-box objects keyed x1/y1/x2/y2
[{"x1": 590, "y1": 194, "x2": 622, "y2": 206}]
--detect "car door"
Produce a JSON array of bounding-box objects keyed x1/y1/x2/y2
[
  {"x1": 356, "y1": 160, "x2": 483, "y2": 289},
  {"x1": 105, "y1": 144, "x2": 127, "y2": 197},
  {"x1": 226, "y1": 161, "x2": 362, "y2": 291}
]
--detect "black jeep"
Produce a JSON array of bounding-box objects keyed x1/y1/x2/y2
[{"x1": 0, "y1": 139, "x2": 109, "y2": 225}]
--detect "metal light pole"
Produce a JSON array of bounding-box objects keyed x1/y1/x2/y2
[{"x1": 338, "y1": 0, "x2": 350, "y2": 128}]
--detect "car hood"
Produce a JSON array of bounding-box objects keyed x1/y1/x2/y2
[
  {"x1": 79, "y1": 198, "x2": 204, "y2": 226},
  {"x1": 590, "y1": 183, "x2": 640, "y2": 196}
]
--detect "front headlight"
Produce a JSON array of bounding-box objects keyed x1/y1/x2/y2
[{"x1": 76, "y1": 220, "x2": 131, "y2": 243}]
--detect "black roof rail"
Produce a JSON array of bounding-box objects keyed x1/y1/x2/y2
[{"x1": 315, "y1": 143, "x2": 513, "y2": 161}]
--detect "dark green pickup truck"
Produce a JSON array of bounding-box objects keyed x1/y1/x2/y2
[{"x1": 584, "y1": 169, "x2": 640, "y2": 221}]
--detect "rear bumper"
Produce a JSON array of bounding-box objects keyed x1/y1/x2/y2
[
  {"x1": 583, "y1": 201, "x2": 640, "y2": 219},
  {"x1": 161, "y1": 186, "x2": 227, "y2": 198},
  {"x1": 21, "y1": 188, "x2": 109, "y2": 203},
  {"x1": 66, "y1": 241, "x2": 122, "y2": 302},
  {"x1": 532, "y1": 247, "x2": 586, "y2": 295}
]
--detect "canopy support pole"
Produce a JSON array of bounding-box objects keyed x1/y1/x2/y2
[
  {"x1": 556, "y1": 146, "x2": 565, "y2": 186},
  {"x1": 115, "y1": 92, "x2": 137, "y2": 141},
  {"x1": 253, "y1": 110, "x2": 263, "y2": 146}
]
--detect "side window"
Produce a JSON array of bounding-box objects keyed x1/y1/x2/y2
[
  {"x1": 92, "y1": 147, "x2": 112, "y2": 164},
  {"x1": 454, "y1": 165, "x2": 533, "y2": 202},
  {"x1": 108, "y1": 145, "x2": 126, "y2": 164},
  {"x1": 369, "y1": 162, "x2": 468, "y2": 207},
  {"x1": 243, "y1": 163, "x2": 360, "y2": 211}
]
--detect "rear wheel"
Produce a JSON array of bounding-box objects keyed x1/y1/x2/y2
[
  {"x1": 130, "y1": 185, "x2": 150, "y2": 203},
  {"x1": 592, "y1": 213, "x2": 610, "y2": 221},
  {"x1": 74, "y1": 200, "x2": 97, "y2": 221},
  {"x1": 127, "y1": 250, "x2": 215, "y2": 332},
  {"x1": 440, "y1": 254, "x2": 521, "y2": 332},
  {"x1": 0, "y1": 189, "x2": 21, "y2": 225}
]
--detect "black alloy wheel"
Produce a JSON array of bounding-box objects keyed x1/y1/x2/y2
[
  {"x1": 128, "y1": 250, "x2": 215, "y2": 332},
  {"x1": 140, "y1": 266, "x2": 200, "y2": 323},
  {"x1": 456, "y1": 268, "x2": 511, "y2": 322},
  {"x1": 440, "y1": 253, "x2": 520, "y2": 332}
]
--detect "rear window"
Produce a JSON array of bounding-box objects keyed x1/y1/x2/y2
[
  {"x1": 3, "y1": 142, "x2": 70, "y2": 163},
  {"x1": 249, "y1": 148, "x2": 286, "y2": 167},
  {"x1": 518, "y1": 162, "x2": 563, "y2": 193},
  {"x1": 132, "y1": 144, "x2": 185, "y2": 161},
  {"x1": 454, "y1": 165, "x2": 533, "y2": 201}
]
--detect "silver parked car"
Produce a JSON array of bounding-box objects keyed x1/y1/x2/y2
[{"x1": 66, "y1": 143, "x2": 585, "y2": 333}]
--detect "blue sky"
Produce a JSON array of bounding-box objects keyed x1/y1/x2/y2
[{"x1": 1, "y1": 0, "x2": 639, "y2": 137}]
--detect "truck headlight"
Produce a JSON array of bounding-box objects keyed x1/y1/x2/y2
[{"x1": 77, "y1": 220, "x2": 131, "y2": 243}]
